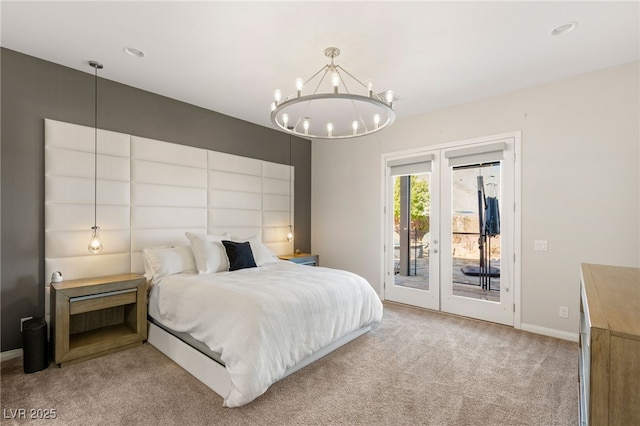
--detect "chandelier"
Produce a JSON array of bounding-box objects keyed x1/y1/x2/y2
[{"x1": 270, "y1": 47, "x2": 395, "y2": 139}]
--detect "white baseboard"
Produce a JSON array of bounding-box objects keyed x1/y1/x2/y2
[
  {"x1": 521, "y1": 322, "x2": 579, "y2": 342},
  {"x1": 1, "y1": 349, "x2": 23, "y2": 362},
  {"x1": 379, "y1": 299, "x2": 578, "y2": 342}
]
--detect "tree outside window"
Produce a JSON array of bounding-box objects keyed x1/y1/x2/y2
[{"x1": 393, "y1": 175, "x2": 430, "y2": 239}]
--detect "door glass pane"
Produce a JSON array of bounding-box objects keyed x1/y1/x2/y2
[
  {"x1": 393, "y1": 173, "x2": 431, "y2": 291},
  {"x1": 451, "y1": 163, "x2": 501, "y2": 301}
]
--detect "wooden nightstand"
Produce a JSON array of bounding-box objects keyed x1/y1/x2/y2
[
  {"x1": 279, "y1": 253, "x2": 319, "y2": 266},
  {"x1": 50, "y1": 273, "x2": 147, "y2": 367}
]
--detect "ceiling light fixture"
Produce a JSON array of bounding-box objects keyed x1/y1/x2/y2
[
  {"x1": 551, "y1": 22, "x2": 578, "y2": 36},
  {"x1": 124, "y1": 47, "x2": 145, "y2": 58},
  {"x1": 88, "y1": 60, "x2": 104, "y2": 254},
  {"x1": 270, "y1": 47, "x2": 395, "y2": 139}
]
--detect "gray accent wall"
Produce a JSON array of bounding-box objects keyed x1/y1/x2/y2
[{"x1": 0, "y1": 48, "x2": 311, "y2": 351}]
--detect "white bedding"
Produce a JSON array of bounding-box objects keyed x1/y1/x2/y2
[{"x1": 148, "y1": 260, "x2": 383, "y2": 407}]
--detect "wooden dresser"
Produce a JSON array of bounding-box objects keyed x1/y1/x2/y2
[{"x1": 579, "y1": 263, "x2": 640, "y2": 425}]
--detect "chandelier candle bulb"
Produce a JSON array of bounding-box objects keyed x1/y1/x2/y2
[
  {"x1": 274, "y1": 89, "x2": 282, "y2": 105},
  {"x1": 386, "y1": 90, "x2": 394, "y2": 106},
  {"x1": 303, "y1": 119, "x2": 310, "y2": 135},
  {"x1": 282, "y1": 113, "x2": 289, "y2": 127},
  {"x1": 352, "y1": 121, "x2": 359, "y2": 135},
  {"x1": 374, "y1": 114, "x2": 381, "y2": 129},
  {"x1": 368, "y1": 81, "x2": 373, "y2": 98},
  {"x1": 295, "y1": 78, "x2": 304, "y2": 97},
  {"x1": 327, "y1": 122, "x2": 333, "y2": 137}
]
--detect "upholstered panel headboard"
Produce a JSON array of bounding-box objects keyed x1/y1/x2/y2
[
  {"x1": 44, "y1": 120, "x2": 132, "y2": 280},
  {"x1": 129, "y1": 135, "x2": 209, "y2": 274},
  {"x1": 44, "y1": 119, "x2": 293, "y2": 283}
]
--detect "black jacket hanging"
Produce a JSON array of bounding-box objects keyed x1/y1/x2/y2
[{"x1": 484, "y1": 197, "x2": 500, "y2": 237}]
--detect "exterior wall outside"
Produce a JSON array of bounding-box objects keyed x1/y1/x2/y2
[
  {"x1": 0, "y1": 48, "x2": 311, "y2": 351},
  {"x1": 311, "y1": 61, "x2": 640, "y2": 336}
]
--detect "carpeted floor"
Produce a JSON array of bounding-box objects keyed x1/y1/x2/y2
[{"x1": 1, "y1": 302, "x2": 579, "y2": 425}]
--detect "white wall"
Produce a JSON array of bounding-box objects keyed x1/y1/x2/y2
[{"x1": 311, "y1": 61, "x2": 639, "y2": 336}]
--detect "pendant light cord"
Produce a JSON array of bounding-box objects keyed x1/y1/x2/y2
[
  {"x1": 94, "y1": 64, "x2": 98, "y2": 228},
  {"x1": 289, "y1": 135, "x2": 292, "y2": 226},
  {"x1": 87, "y1": 60, "x2": 104, "y2": 253}
]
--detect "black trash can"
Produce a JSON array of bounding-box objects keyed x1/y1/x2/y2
[{"x1": 22, "y1": 318, "x2": 49, "y2": 373}]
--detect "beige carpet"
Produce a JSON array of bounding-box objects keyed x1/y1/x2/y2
[{"x1": 1, "y1": 302, "x2": 578, "y2": 425}]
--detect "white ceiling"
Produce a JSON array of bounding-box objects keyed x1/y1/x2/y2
[{"x1": 2, "y1": 1, "x2": 639, "y2": 132}]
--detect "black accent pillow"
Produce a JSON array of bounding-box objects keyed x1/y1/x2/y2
[{"x1": 222, "y1": 240, "x2": 257, "y2": 271}]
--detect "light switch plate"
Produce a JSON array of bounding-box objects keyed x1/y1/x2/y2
[{"x1": 534, "y1": 240, "x2": 548, "y2": 251}]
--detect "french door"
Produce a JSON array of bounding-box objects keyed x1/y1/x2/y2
[
  {"x1": 383, "y1": 134, "x2": 519, "y2": 326},
  {"x1": 384, "y1": 152, "x2": 441, "y2": 310}
]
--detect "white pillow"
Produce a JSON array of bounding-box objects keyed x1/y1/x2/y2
[
  {"x1": 185, "y1": 232, "x2": 230, "y2": 274},
  {"x1": 142, "y1": 245, "x2": 197, "y2": 284},
  {"x1": 232, "y1": 235, "x2": 279, "y2": 266}
]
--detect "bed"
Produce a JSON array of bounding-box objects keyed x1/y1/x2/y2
[
  {"x1": 143, "y1": 234, "x2": 383, "y2": 407},
  {"x1": 44, "y1": 119, "x2": 382, "y2": 406}
]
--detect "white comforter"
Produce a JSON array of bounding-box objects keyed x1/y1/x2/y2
[{"x1": 148, "y1": 260, "x2": 383, "y2": 407}]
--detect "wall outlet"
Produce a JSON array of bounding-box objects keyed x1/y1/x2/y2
[
  {"x1": 20, "y1": 316, "x2": 33, "y2": 331},
  {"x1": 559, "y1": 306, "x2": 569, "y2": 318}
]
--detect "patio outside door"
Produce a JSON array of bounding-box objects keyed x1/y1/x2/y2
[
  {"x1": 383, "y1": 152, "x2": 440, "y2": 311},
  {"x1": 383, "y1": 134, "x2": 519, "y2": 326}
]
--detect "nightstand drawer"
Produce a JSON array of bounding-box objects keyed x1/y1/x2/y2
[{"x1": 70, "y1": 289, "x2": 137, "y2": 315}]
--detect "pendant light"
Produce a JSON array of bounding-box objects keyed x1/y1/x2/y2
[
  {"x1": 88, "y1": 60, "x2": 104, "y2": 254},
  {"x1": 287, "y1": 134, "x2": 294, "y2": 242}
]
